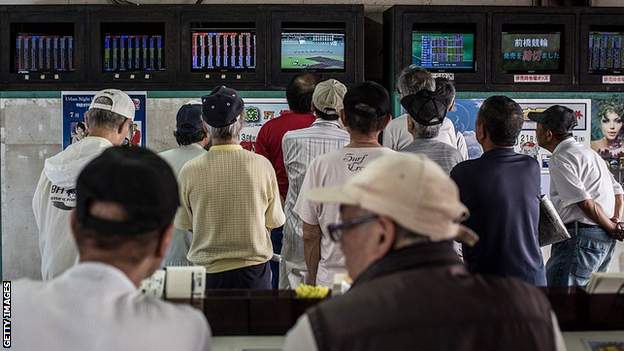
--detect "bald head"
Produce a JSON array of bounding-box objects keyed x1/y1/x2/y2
[{"x1": 286, "y1": 72, "x2": 319, "y2": 113}]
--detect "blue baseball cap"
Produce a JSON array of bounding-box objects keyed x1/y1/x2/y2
[
  {"x1": 201, "y1": 86, "x2": 244, "y2": 128},
  {"x1": 176, "y1": 101, "x2": 204, "y2": 133}
]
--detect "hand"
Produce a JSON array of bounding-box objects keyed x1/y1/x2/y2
[
  {"x1": 610, "y1": 216, "x2": 621, "y2": 223},
  {"x1": 609, "y1": 222, "x2": 624, "y2": 241}
]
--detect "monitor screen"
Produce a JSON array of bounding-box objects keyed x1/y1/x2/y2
[
  {"x1": 501, "y1": 32, "x2": 561, "y2": 73},
  {"x1": 191, "y1": 30, "x2": 256, "y2": 72},
  {"x1": 411, "y1": 31, "x2": 475, "y2": 71},
  {"x1": 14, "y1": 33, "x2": 74, "y2": 73},
  {"x1": 589, "y1": 31, "x2": 624, "y2": 74},
  {"x1": 281, "y1": 31, "x2": 345, "y2": 70},
  {"x1": 101, "y1": 23, "x2": 166, "y2": 73}
]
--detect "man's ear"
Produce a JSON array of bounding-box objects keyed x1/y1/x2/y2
[
  {"x1": 156, "y1": 224, "x2": 174, "y2": 259},
  {"x1": 374, "y1": 216, "x2": 396, "y2": 259},
  {"x1": 407, "y1": 116, "x2": 415, "y2": 134},
  {"x1": 340, "y1": 110, "x2": 348, "y2": 128},
  {"x1": 381, "y1": 114, "x2": 392, "y2": 130}
]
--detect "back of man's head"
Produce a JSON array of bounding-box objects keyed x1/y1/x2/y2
[
  {"x1": 286, "y1": 72, "x2": 319, "y2": 113},
  {"x1": 478, "y1": 96, "x2": 524, "y2": 147},
  {"x1": 434, "y1": 78, "x2": 456, "y2": 111},
  {"x1": 86, "y1": 89, "x2": 135, "y2": 132},
  {"x1": 396, "y1": 65, "x2": 435, "y2": 98},
  {"x1": 73, "y1": 146, "x2": 179, "y2": 266},
  {"x1": 343, "y1": 81, "x2": 391, "y2": 134},
  {"x1": 312, "y1": 79, "x2": 348, "y2": 121}
]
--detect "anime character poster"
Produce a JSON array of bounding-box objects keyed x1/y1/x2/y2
[
  {"x1": 591, "y1": 96, "x2": 624, "y2": 175},
  {"x1": 239, "y1": 98, "x2": 289, "y2": 151},
  {"x1": 61, "y1": 91, "x2": 147, "y2": 150}
]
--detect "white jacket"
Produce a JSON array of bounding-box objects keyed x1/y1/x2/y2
[{"x1": 33, "y1": 136, "x2": 113, "y2": 280}]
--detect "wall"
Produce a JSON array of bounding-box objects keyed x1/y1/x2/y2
[{"x1": 2, "y1": 0, "x2": 624, "y2": 280}]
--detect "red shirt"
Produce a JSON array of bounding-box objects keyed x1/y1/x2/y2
[{"x1": 255, "y1": 111, "x2": 315, "y2": 199}]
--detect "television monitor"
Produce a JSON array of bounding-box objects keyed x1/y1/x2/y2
[
  {"x1": 588, "y1": 31, "x2": 624, "y2": 74},
  {"x1": 411, "y1": 31, "x2": 475, "y2": 71},
  {"x1": 101, "y1": 23, "x2": 166, "y2": 73},
  {"x1": 11, "y1": 23, "x2": 75, "y2": 74},
  {"x1": 281, "y1": 31, "x2": 345, "y2": 70},
  {"x1": 501, "y1": 32, "x2": 562, "y2": 73},
  {"x1": 190, "y1": 27, "x2": 256, "y2": 72}
]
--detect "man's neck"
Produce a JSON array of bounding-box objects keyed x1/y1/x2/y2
[
  {"x1": 545, "y1": 138, "x2": 568, "y2": 153},
  {"x1": 88, "y1": 129, "x2": 117, "y2": 144},
  {"x1": 346, "y1": 131, "x2": 381, "y2": 148},
  {"x1": 79, "y1": 257, "x2": 150, "y2": 288},
  {"x1": 211, "y1": 138, "x2": 238, "y2": 146}
]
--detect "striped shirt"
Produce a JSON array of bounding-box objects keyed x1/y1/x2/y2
[
  {"x1": 401, "y1": 138, "x2": 463, "y2": 174},
  {"x1": 281, "y1": 119, "x2": 350, "y2": 277},
  {"x1": 175, "y1": 144, "x2": 285, "y2": 273}
]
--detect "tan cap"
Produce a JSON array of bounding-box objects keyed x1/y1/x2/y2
[
  {"x1": 305, "y1": 153, "x2": 479, "y2": 246},
  {"x1": 312, "y1": 79, "x2": 347, "y2": 115},
  {"x1": 89, "y1": 89, "x2": 136, "y2": 120}
]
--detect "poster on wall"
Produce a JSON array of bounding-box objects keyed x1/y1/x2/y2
[
  {"x1": 446, "y1": 98, "x2": 591, "y2": 174},
  {"x1": 591, "y1": 95, "x2": 624, "y2": 183},
  {"x1": 239, "y1": 98, "x2": 289, "y2": 151},
  {"x1": 61, "y1": 91, "x2": 147, "y2": 150}
]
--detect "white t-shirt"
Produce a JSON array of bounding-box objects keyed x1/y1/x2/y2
[
  {"x1": 549, "y1": 138, "x2": 624, "y2": 225},
  {"x1": 383, "y1": 114, "x2": 468, "y2": 160},
  {"x1": 293, "y1": 146, "x2": 396, "y2": 287},
  {"x1": 13, "y1": 262, "x2": 211, "y2": 351}
]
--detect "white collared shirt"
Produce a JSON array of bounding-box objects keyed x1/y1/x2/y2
[
  {"x1": 549, "y1": 138, "x2": 624, "y2": 225},
  {"x1": 280, "y1": 119, "x2": 350, "y2": 286},
  {"x1": 158, "y1": 143, "x2": 206, "y2": 177},
  {"x1": 12, "y1": 262, "x2": 211, "y2": 351}
]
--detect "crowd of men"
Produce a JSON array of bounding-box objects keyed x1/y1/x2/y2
[{"x1": 13, "y1": 64, "x2": 624, "y2": 350}]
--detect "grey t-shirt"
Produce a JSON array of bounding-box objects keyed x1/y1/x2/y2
[{"x1": 401, "y1": 138, "x2": 463, "y2": 174}]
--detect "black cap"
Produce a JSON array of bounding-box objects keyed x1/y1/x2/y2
[
  {"x1": 76, "y1": 146, "x2": 180, "y2": 236},
  {"x1": 201, "y1": 86, "x2": 244, "y2": 128},
  {"x1": 176, "y1": 103, "x2": 204, "y2": 133},
  {"x1": 528, "y1": 105, "x2": 578, "y2": 134},
  {"x1": 400, "y1": 89, "x2": 447, "y2": 126}
]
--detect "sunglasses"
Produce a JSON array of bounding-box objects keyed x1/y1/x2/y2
[{"x1": 326, "y1": 214, "x2": 379, "y2": 242}]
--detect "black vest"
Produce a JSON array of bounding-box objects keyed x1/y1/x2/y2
[{"x1": 308, "y1": 242, "x2": 556, "y2": 351}]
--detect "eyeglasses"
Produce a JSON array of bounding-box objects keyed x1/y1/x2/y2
[{"x1": 326, "y1": 214, "x2": 379, "y2": 242}]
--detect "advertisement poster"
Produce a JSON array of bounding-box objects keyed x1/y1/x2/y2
[
  {"x1": 239, "y1": 98, "x2": 289, "y2": 151},
  {"x1": 447, "y1": 98, "x2": 591, "y2": 173},
  {"x1": 591, "y1": 95, "x2": 624, "y2": 182},
  {"x1": 61, "y1": 91, "x2": 147, "y2": 150}
]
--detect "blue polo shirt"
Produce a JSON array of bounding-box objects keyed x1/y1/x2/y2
[{"x1": 450, "y1": 148, "x2": 546, "y2": 286}]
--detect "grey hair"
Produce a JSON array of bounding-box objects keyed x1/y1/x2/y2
[
  {"x1": 85, "y1": 108, "x2": 128, "y2": 131},
  {"x1": 412, "y1": 119, "x2": 441, "y2": 139},
  {"x1": 205, "y1": 116, "x2": 243, "y2": 141},
  {"x1": 396, "y1": 65, "x2": 436, "y2": 98}
]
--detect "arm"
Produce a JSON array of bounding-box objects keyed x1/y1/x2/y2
[
  {"x1": 576, "y1": 199, "x2": 622, "y2": 239},
  {"x1": 265, "y1": 165, "x2": 286, "y2": 230},
  {"x1": 174, "y1": 170, "x2": 193, "y2": 231},
  {"x1": 303, "y1": 222, "x2": 322, "y2": 285},
  {"x1": 612, "y1": 194, "x2": 623, "y2": 223}
]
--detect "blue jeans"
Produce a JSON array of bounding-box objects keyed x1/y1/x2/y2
[
  {"x1": 546, "y1": 225, "x2": 616, "y2": 287},
  {"x1": 270, "y1": 226, "x2": 283, "y2": 289}
]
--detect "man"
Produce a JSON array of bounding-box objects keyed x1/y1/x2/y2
[
  {"x1": 159, "y1": 101, "x2": 208, "y2": 266},
  {"x1": 175, "y1": 86, "x2": 285, "y2": 289},
  {"x1": 283, "y1": 153, "x2": 565, "y2": 351},
  {"x1": 451, "y1": 96, "x2": 546, "y2": 286},
  {"x1": 530, "y1": 105, "x2": 624, "y2": 286},
  {"x1": 280, "y1": 79, "x2": 350, "y2": 288},
  {"x1": 33, "y1": 89, "x2": 135, "y2": 280},
  {"x1": 382, "y1": 66, "x2": 465, "y2": 156},
  {"x1": 15, "y1": 147, "x2": 211, "y2": 351},
  {"x1": 400, "y1": 86, "x2": 463, "y2": 174},
  {"x1": 435, "y1": 77, "x2": 469, "y2": 160},
  {"x1": 255, "y1": 72, "x2": 318, "y2": 288},
  {"x1": 294, "y1": 81, "x2": 395, "y2": 287}
]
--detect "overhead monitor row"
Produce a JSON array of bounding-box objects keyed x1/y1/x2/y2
[
  {"x1": 385, "y1": 6, "x2": 624, "y2": 91},
  {"x1": 0, "y1": 5, "x2": 363, "y2": 89}
]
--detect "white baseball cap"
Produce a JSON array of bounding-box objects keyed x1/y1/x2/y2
[
  {"x1": 312, "y1": 79, "x2": 347, "y2": 115},
  {"x1": 89, "y1": 89, "x2": 136, "y2": 120},
  {"x1": 305, "y1": 153, "x2": 479, "y2": 246}
]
